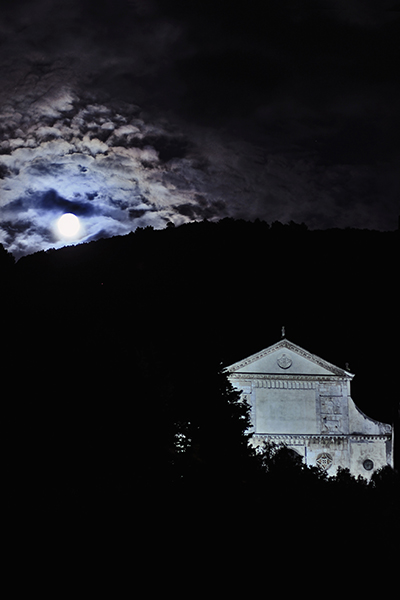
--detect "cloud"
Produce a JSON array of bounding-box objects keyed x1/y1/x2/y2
[
  {"x1": 0, "y1": 1, "x2": 398, "y2": 258},
  {"x1": 18, "y1": 189, "x2": 98, "y2": 216},
  {"x1": 1, "y1": 88, "x2": 396, "y2": 258},
  {"x1": 0, "y1": 91, "x2": 230, "y2": 256}
]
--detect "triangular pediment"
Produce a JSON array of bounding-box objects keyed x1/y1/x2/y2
[{"x1": 227, "y1": 339, "x2": 353, "y2": 378}]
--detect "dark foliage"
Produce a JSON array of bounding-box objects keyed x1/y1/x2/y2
[
  {"x1": 2, "y1": 220, "x2": 398, "y2": 558},
  {"x1": 0, "y1": 243, "x2": 15, "y2": 271}
]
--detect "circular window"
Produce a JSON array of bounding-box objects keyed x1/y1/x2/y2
[
  {"x1": 363, "y1": 459, "x2": 374, "y2": 471},
  {"x1": 316, "y1": 453, "x2": 333, "y2": 470}
]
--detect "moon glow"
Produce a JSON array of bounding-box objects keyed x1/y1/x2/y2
[{"x1": 57, "y1": 213, "x2": 81, "y2": 238}]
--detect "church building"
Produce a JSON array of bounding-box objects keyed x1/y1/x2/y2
[{"x1": 226, "y1": 337, "x2": 393, "y2": 477}]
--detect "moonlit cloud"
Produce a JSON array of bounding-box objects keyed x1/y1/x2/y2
[
  {"x1": 0, "y1": 94, "x2": 199, "y2": 256},
  {"x1": 1, "y1": 1, "x2": 398, "y2": 257},
  {"x1": 0, "y1": 90, "x2": 396, "y2": 257}
]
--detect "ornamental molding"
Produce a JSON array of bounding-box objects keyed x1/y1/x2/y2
[
  {"x1": 252, "y1": 433, "x2": 348, "y2": 442},
  {"x1": 350, "y1": 434, "x2": 392, "y2": 441},
  {"x1": 227, "y1": 338, "x2": 353, "y2": 378},
  {"x1": 251, "y1": 433, "x2": 391, "y2": 443},
  {"x1": 228, "y1": 372, "x2": 348, "y2": 384}
]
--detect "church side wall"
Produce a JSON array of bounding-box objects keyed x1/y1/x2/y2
[
  {"x1": 348, "y1": 397, "x2": 392, "y2": 435},
  {"x1": 350, "y1": 437, "x2": 392, "y2": 477}
]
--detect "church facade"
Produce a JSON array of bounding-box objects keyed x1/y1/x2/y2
[{"x1": 226, "y1": 338, "x2": 393, "y2": 478}]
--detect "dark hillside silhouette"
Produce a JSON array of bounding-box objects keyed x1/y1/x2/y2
[
  {"x1": 2, "y1": 220, "x2": 398, "y2": 553},
  {"x1": 11, "y1": 218, "x2": 397, "y2": 417}
]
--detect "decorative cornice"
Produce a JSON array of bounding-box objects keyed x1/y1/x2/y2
[
  {"x1": 350, "y1": 434, "x2": 392, "y2": 441},
  {"x1": 253, "y1": 433, "x2": 347, "y2": 441},
  {"x1": 252, "y1": 433, "x2": 391, "y2": 442},
  {"x1": 228, "y1": 372, "x2": 348, "y2": 384},
  {"x1": 226, "y1": 338, "x2": 354, "y2": 378}
]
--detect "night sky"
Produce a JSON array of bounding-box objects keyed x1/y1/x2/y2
[{"x1": 1, "y1": 1, "x2": 399, "y2": 258}]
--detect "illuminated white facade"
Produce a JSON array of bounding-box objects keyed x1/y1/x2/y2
[{"x1": 227, "y1": 338, "x2": 393, "y2": 478}]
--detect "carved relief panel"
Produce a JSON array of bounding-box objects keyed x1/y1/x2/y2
[{"x1": 320, "y1": 396, "x2": 344, "y2": 434}]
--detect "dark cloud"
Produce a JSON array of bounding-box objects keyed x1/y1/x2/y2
[
  {"x1": 0, "y1": 0, "x2": 398, "y2": 257},
  {"x1": 174, "y1": 193, "x2": 228, "y2": 221},
  {"x1": 142, "y1": 135, "x2": 190, "y2": 162},
  {"x1": 0, "y1": 164, "x2": 10, "y2": 178},
  {"x1": 38, "y1": 189, "x2": 98, "y2": 216},
  {"x1": 128, "y1": 208, "x2": 150, "y2": 219},
  {"x1": 28, "y1": 161, "x2": 67, "y2": 176},
  {"x1": 6, "y1": 189, "x2": 98, "y2": 216}
]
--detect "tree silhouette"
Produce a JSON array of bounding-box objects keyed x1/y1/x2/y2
[{"x1": 3, "y1": 218, "x2": 398, "y2": 550}]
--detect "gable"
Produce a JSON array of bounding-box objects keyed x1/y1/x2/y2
[{"x1": 227, "y1": 339, "x2": 352, "y2": 378}]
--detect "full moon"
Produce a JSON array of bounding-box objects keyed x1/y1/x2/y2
[{"x1": 57, "y1": 213, "x2": 81, "y2": 238}]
